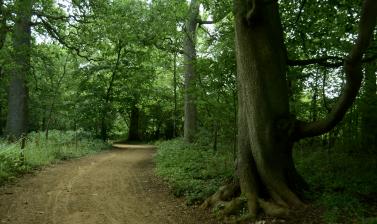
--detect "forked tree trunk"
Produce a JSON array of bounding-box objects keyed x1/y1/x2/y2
[
  {"x1": 183, "y1": 0, "x2": 199, "y2": 143},
  {"x1": 5, "y1": 0, "x2": 32, "y2": 140}
]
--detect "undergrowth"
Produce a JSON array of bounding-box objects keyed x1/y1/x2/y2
[
  {"x1": 156, "y1": 138, "x2": 377, "y2": 223},
  {"x1": 0, "y1": 130, "x2": 109, "y2": 185},
  {"x1": 294, "y1": 145, "x2": 377, "y2": 224},
  {"x1": 155, "y1": 138, "x2": 234, "y2": 205}
]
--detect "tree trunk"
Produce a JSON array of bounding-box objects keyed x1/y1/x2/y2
[
  {"x1": 0, "y1": 0, "x2": 7, "y2": 51},
  {"x1": 5, "y1": 0, "x2": 32, "y2": 140},
  {"x1": 360, "y1": 62, "x2": 377, "y2": 150},
  {"x1": 234, "y1": 0, "x2": 305, "y2": 216},
  {"x1": 183, "y1": 0, "x2": 199, "y2": 143},
  {"x1": 46, "y1": 58, "x2": 68, "y2": 140},
  {"x1": 173, "y1": 51, "x2": 178, "y2": 138},
  {"x1": 128, "y1": 102, "x2": 140, "y2": 142},
  {"x1": 310, "y1": 73, "x2": 320, "y2": 122},
  {"x1": 100, "y1": 42, "x2": 122, "y2": 141}
]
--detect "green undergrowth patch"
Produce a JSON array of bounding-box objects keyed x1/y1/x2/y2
[
  {"x1": 155, "y1": 139, "x2": 377, "y2": 223},
  {"x1": 294, "y1": 146, "x2": 377, "y2": 224},
  {"x1": 155, "y1": 138, "x2": 234, "y2": 205},
  {"x1": 0, "y1": 130, "x2": 109, "y2": 185}
]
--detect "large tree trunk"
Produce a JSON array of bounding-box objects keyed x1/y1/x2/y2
[
  {"x1": 234, "y1": 0, "x2": 305, "y2": 216},
  {"x1": 203, "y1": 0, "x2": 377, "y2": 218},
  {"x1": 5, "y1": 0, "x2": 32, "y2": 140},
  {"x1": 183, "y1": 0, "x2": 199, "y2": 143}
]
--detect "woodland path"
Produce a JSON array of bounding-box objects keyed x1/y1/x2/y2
[{"x1": 0, "y1": 144, "x2": 220, "y2": 224}]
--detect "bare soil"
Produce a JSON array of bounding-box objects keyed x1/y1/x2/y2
[{"x1": 0, "y1": 144, "x2": 221, "y2": 224}]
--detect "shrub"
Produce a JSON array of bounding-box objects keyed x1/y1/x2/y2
[
  {"x1": 155, "y1": 138, "x2": 234, "y2": 204},
  {"x1": 0, "y1": 130, "x2": 109, "y2": 184}
]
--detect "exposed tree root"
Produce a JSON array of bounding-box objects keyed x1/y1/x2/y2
[
  {"x1": 200, "y1": 182, "x2": 240, "y2": 210},
  {"x1": 258, "y1": 199, "x2": 289, "y2": 218},
  {"x1": 220, "y1": 198, "x2": 245, "y2": 216},
  {"x1": 201, "y1": 183, "x2": 301, "y2": 220}
]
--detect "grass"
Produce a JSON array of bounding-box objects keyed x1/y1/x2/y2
[
  {"x1": 155, "y1": 138, "x2": 234, "y2": 204},
  {"x1": 155, "y1": 138, "x2": 377, "y2": 223},
  {"x1": 0, "y1": 130, "x2": 109, "y2": 185}
]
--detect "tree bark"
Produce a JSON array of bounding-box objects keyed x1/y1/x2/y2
[
  {"x1": 183, "y1": 0, "x2": 199, "y2": 143},
  {"x1": 5, "y1": 0, "x2": 32, "y2": 140},
  {"x1": 234, "y1": 0, "x2": 305, "y2": 215}
]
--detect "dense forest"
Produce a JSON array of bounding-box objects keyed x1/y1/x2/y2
[{"x1": 1, "y1": 0, "x2": 377, "y2": 223}]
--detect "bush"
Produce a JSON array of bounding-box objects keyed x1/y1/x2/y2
[
  {"x1": 0, "y1": 130, "x2": 109, "y2": 184},
  {"x1": 155, "y1": 138, "x2": 234, "y2": 204}
]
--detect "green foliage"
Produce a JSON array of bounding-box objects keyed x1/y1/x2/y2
[
  {"x1": 0, "y1": 130, "x2": 109, "y2": 184},
  {"x1": 1, "y1": 1, "x2": 376, "y2": 222},
  {"x1": 155, "y1": 138, "x2": 234, "y2": 204},
  {"x1": 294, "y1": 147, "x2": 377, "y2": 223}
]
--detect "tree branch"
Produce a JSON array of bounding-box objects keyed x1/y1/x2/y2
[
  {"x1": 38, "y1": 16, "x2": 100, "y2": 62},
  {"x1": 197, "y1": 19, "x2": 215, "y2": 25},
  {"x1": 288, "y1": 53, "x2": 377, "y2": 68},
  {"x1": 294, "y1": 0, "x2": 377, "y2": 139},
  {"x1": 33, "y1": 10, "x2": 92, "y2": 24},
  {"x1": 198, "y1": 25, "x2": 217, "y2": 41},
  {"x1": 294, "y1": 0, "x2": 307, "y2": 25},
  {"x1": 287, "y1": 56, "x2": 344, "y2": 67}
]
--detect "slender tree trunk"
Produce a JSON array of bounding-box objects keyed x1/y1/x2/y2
[
  {"x1": 183, "y1": 0, "x2": 199, "y2": 143},
  {"x1": 128, "y1": 102, "x2": 140, "y2": 142},
  {"x1": 232, "y1": 90, "x2": 238, "y2": 160},
  {"x1": 0, "y1": 0, "x2": 7, "y2": 51},
  {"x1": 310, "y1": 74, "x2": 319, "y2": 122},
  {"x1": 213, "y1": 122, "x2": 218, "y2": 151},
  {"x1": 100, "y1": 42, "x2": 122, "y2": 141},
  {"x1": 173, "y1": 52, "x2": 178, "y2": 138},
  {"x1": 360, "y1": 62, "x2": 377, "y2": 150},
  {"x1": 5, "y1": 0, "x2": 32, "y2": 140},
  {"x1": 46, "y1": 58, "x2": 68, "y2": 140}
]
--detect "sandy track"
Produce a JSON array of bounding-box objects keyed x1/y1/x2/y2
[{"x1": 0, "y1": 145, "x2": 220, "y2": 224}]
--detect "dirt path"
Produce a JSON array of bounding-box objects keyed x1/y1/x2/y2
[{"x1": 0, "y1": 144, "x2": 220, "y2": 224}]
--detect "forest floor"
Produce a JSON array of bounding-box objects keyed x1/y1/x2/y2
[{"x1": 0, "y1": 144, "x2": 220, "y2": 224}]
